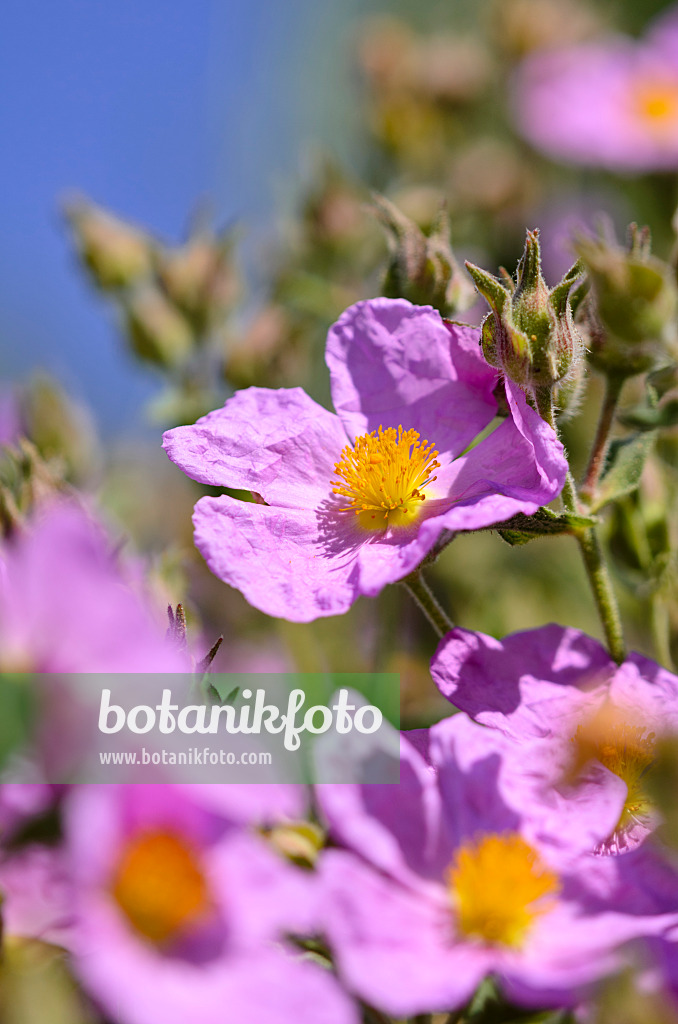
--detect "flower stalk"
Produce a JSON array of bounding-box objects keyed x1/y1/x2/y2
[
  {"x1": 579, "y1": 374, "x2": 625, "y2": 503},
  {"x1": 402, "y1": 569, "x2": 454, "y2": 639},
  {"x1": 535, "y1": 387, "x2": 626, "y2": 665}
]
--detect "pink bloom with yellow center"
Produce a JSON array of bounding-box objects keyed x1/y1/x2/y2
[
  {"x1": 62, "y1": 784, "x2": 357, "y2": 1024},
  {"x1": 513, "y1": 20, "x2": 678, "y2": 172},
  {"x1": 317, "y1": 716, "x2": 678, "y2": 1017},
  {"x1": 163, "y1": 299, "x2": 566, "y2": 622},
  {"x1": 432, "y1": 624, "x2": 678, "y2": 853}
]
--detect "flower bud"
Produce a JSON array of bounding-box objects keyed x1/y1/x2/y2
[
  {"x1": 578, "y1": 225, "x2": 678, "y2": 378},
  {"x1": 156, "y1": 232, "x2": 239, "y2": 336},
  {"x1": 124, "y1": 287, "x2": 194, "y2": 368},
  {"x1": 466, "y1": 228, "x2": 584, "y2": 389},
  {"x1": 373, "y1": 194, "x2": 476, "y2": 316},
  {"x1": 64, "y1": 197, "x2": 152, "y2": 292}
]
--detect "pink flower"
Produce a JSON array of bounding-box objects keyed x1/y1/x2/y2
[
  {"x1": 317, "y1": 717, "x2": 677, "y2": 1017},
  {"x1": 0, "y1": 501, "x2": 184, "y2": 672},
  {"x1": 61, "y1": 784, "x2": 357, "y2": 1024},
  {"x1": 163, "y1": 299, "x2": 566, "y2": 621},
  {"x1": 513, "y1": 20, "x2": 678, "y2": 171},
  {"x1": 432, "y1": 624, "x2": 678, "y2": 853}
]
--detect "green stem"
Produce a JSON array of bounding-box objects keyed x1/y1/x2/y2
[
  {"x1": 535, "y1": 386, "x2": 626, "y2": 664},
  {"x1": 651, "y1": 592, "x2": 673, "y2": 670},
  {"x1": 580, "y1": 374, "x2": 625, "y2": 502},
  {"x1": 402, "y1": 570, "x2": 454, "y2": 638},
  {"x1": 576, "y1": 529, "x2": 626, "y2": 664}
]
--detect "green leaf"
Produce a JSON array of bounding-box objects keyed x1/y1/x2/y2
[
  {"x1": 592, "y1": 432, "x2": 656, "y2": 511},
  {"x1": 493, "y1": 507, "x2": 597, "y2": 546},
  {"x1": 619, "y1": 398, "x2": 678, "y2": 432}
]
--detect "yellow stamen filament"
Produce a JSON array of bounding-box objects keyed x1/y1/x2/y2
[
  {"x1": 332, "y1": 425, "x2": 440, "y2": 529},
  {"x1": 571, "y1": 704, "x2": 656, "y2": 839},
  {"x1": 448, "y1": 833, "x2": 559, "y2": 949},
  {"x1": 112, "y1": 831, "x2": 211, "y2": 945}
]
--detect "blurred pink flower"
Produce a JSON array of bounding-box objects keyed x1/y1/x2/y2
[
  {"x1": 62, "y1": 784, "x2": 357, "y2": 1024},
  {"x1": 317, "y1": 716, "x2": 678, "y2": 1017},
  {"x1": 432, "y1": 624, "x2": 678, "y2": 853},
  {"x1": 513, "y1": 15, "x2": 678, "y2": 171},
  {"x1": 0, "y1": 502, "x2": 185, "y2": 672}
]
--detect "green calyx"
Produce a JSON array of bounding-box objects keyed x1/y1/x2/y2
[
  {"x1": 466, "y1": 229, "x2": 584, "y2": 389},
  {"x1": 373, "y1": 194, "x2": 476, "y2": 317},
  {"x1": 578, "y1": 224, "x2": 678, "y2": 379}
]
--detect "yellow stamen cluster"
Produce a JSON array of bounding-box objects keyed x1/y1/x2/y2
[
  {"x1": 112, "y1": 831, "x2": 211, "y2": 945},
  {"x1": 571, "y1": 705, "x2": 656, "y2": 837},
  {"x1": 332, "y1": 425, "x2": 440, "y2": 529},
  {"x1": 448, "y1": 833, "x2": 559, "y2": 949},
  {"x1": 633, "y1": 78, "x2": 678, "y2": 128}
]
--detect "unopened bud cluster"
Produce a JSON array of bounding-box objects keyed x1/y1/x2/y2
[
  {"x1": 577, "y1": 225, "x2": 678, "y2": 379},
  {"x1": 466, "y1": 229, "x2": 584, "y2": 390},
  {"x1": 65, "y1": 197, "x2": 239, "y2": 372},
  {"x1": 374, "y1": 194, "x2": 476, "y2": 316}
]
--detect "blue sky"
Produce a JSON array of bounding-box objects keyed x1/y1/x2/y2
[{"x1": 0, "y1": 0, "x2": 358, "y2": 433}]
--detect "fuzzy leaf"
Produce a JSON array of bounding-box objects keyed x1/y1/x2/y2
[
  {"x1": 592, "y1": 433, "x2": 656, "y2": 511},
  {"x1": 619, "y1": 398, "x2": 678, "y2": 432}
]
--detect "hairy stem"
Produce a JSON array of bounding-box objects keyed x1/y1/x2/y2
[
  {"x1": 402, "y1": 569, "x2": 454, "y2": 638},
  {"x1": 580, "y1": 374, "x2": 625, "y2": 502},
  {"x1": 535, "y1": 386, "x2": 626, "y2": 664},
  {"x1": 576, "y1": 529, "x2": 626, "y2": 663}
]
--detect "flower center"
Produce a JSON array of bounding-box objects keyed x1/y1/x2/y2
[
  {"x1": 332, "y1": 425, "x2": 440, "y2": 530},
  {"x1": 632, "y1": 77, "x2": 678, "y2": 130},
  {"x1": 571, "y1": 705, "x2": 656, "y2": 841},
  {"x1": 112, "y1": 830, "x2": 211, "y2": 945},
  {"x1": 447, "y1": 832, "x2": 559, "y2": 949}
]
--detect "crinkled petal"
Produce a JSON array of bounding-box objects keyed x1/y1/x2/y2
[
  {"x1": 163, "y1": 387, "x2": 347, "y2": 508},
  {"x1": 193, "y1": 494, "x2": 461, "y2": 619},
  {"x1": 428, "y1": 715, "x2": 521, "y2": 848},
  {"x1": 611, "y1": 654, "x2": 678, "y2": 731},
  {"x1": 326, "y1": 298, "x2": 498, "y2": 456},
  {"x1": 315, "y1": 734, "x2": 448, "y2": 885},
  {"x1": 431, "y1": 625, "x2": 614, "y2": 738},
  {"x1": 319, "y1": 849, "x2": 488, "y2": 1017},
  {"x1": 192, "y1": 496, "x2": 363, "y2": 621}
]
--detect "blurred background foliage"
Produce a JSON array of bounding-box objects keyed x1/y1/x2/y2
[{"x1": 3, "y1": 0, "x2": 678, "y2": 728}]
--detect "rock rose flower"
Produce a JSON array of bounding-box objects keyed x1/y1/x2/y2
[
  {"x1": 61, "y1": 784, "x2": 357, "y2": 1024},
  {"x1": 432, "y1": 624, "x2": 678, "y2": 853},
  {"x1": 513, "y1": 18, "x2": 678, "y2": 172},
  {"x1": 317, "y1": 716, "x2": 678, "y2": 1017},
  {"x1": 163, "y1": 298, "x2": 566, "y2": 621}
]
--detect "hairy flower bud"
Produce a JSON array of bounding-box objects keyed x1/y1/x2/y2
[
  {"x1": 124, "y1": 287, "x2": 194, "y2": 368},
  {"x1": 578, "y1": 225, "x2": 678, "y2": 378},
  {"x1": 373, "y1": 194, "x2": 476, "y2": 316},
  {"x1": 64, "y1": 197, "x2": 152, "y2": 292},
  {"x1": 466, "y1": 229, "x2": 584, "y2": 389}
]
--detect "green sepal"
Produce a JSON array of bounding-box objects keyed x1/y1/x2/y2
[
  {"x1": 591, "y1": 432, "x2": 657, "y2": 512},
  {"x1": 465, "y1": 261, "x2": 510, "y2": 315},
  {"x1": 492, "y1": 507, "x2": 597, "y2": 545}
]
